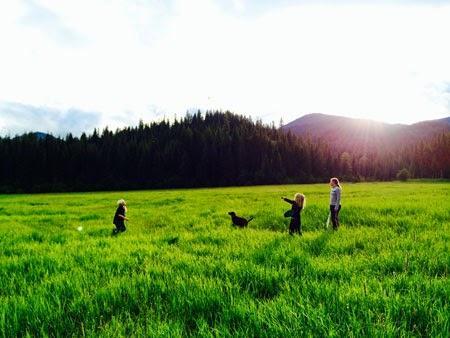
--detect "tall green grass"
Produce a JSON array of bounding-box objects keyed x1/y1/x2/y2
[{"x1": 0, "y1": 182, "x2": 449, "y2": 337}]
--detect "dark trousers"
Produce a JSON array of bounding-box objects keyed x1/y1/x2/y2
[
  {"x1": 113, "y1": 222, "x2": 126, "y2": 234},
  {"x1": 289, "y1": 217, "x2": 302, "y2": 235},
  {"x1": 330, "y1": 205, "x2": 341, "y2": 230}
]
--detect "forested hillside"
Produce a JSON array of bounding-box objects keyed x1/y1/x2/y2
[
  {"x1": 282, "y1": 113, "x2": 450, "y2": 152},
  {"x1": 0, "y1": 111, "x2": 449, "y2": 193}
]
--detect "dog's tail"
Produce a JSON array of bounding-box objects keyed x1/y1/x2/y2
[{"x1": 248, "y1": 217, "x2": 254, "y2": 223}]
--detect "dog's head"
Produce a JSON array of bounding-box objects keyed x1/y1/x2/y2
[{"x1": 228, "y1": 212, "x2": 236, "y2": 217}]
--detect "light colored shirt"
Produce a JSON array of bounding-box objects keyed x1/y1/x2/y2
[{"x1": 330, "y1": 186, "x2": 341, "y2": 206}]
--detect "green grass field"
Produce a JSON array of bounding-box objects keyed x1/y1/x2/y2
[{"x1": 0, "y1": 181, "x2": 449, "y2": 337}]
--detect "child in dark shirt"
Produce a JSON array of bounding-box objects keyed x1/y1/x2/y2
[
  {"x1": 113, "y1": 199, "x2": 129, "y2": 235},
  {"x1": 282, "y1": 193, "x2": 305, "y2": 235}
]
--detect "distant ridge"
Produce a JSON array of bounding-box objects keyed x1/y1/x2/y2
[
  {"x1": 33, "y1": 132, "x2": 51, "y2": 140},
  {"x1": 282, "y1": 113, "x2": 450, "y2": 151}
]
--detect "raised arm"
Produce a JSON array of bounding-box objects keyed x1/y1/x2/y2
[{"x1": 282, "y1": 197, "x2": 295, "y2": 205}]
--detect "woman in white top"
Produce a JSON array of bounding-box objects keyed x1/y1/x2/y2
[{"x1": 329, "y1": 177, "x2": 342, "y2": 230}]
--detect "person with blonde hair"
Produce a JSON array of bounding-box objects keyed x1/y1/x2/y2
[
  {"x1": 281, "y1": 193, "x2": 306, "y2": 235},
  {"x1": 112, "y1": 199, "x2": 129, "y2": 235},
  {"x1": 329, "y1": 177, "x2": 342, "y2": 230}
]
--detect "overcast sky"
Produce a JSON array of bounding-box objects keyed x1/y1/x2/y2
[{"x1": 1, "y1": 0, "x2": 450, "y2": 135}]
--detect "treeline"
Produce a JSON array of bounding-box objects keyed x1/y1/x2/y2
[{"x1": 0, "y1": 111, "x2": 448, "y2": 193}]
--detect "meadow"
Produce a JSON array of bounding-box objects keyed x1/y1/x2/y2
[{"x1": 0, "y1": 181, "x2": 448, "y2": 337}]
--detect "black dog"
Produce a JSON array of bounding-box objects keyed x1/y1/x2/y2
[{"x1": 228, "y1": 212, "x2": 254, "y2": 227}]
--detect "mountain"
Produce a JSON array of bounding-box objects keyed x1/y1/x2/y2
[
  {"x1": 33, "y1": 132, "x2": 51, "y2": 140},
  {"x1": 282, "y1": 113, "x2": 450, "y2": 151}
]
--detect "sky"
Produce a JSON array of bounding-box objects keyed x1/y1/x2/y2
[{"x1": 0, "y1": 0, "x2": 450, "y2": 136}]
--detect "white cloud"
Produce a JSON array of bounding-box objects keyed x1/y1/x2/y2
[
  {"x1": 0, "y1": 0, "x2": 449, "y2": 135},
  {"x1": 0, "y1": 101, "x2": 100, "y2": 136}
]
